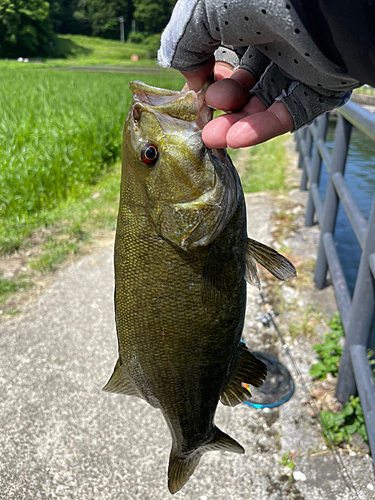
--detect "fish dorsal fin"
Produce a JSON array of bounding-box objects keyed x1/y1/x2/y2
[
  {"x1": 102, "y1": 359, "x2": 141, "y2": 397},
  {"x1": 246, "y1": 238, "x2": 297, "y2": 288},
  {"x1": 168, "y1": 428, "x2": 244, "y2": 494},
  {"x1": 220, "y1": 343, "x2": 267, "y2": 406}
]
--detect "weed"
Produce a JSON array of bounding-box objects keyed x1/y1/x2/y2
[
  {"x1": 320, "y1": 396, "x2": 368, "y2": 444},
  {"x1": 272, "y1": 208, "x2": 298, "y2": 243},
  {"x1": 310, "y1": 315, "x2": 372, "y2": 446},
  {"x1": 29, "y1": 239, "x2": 81, "y2": 272},
  {"x1": 278, "y1": 452, "x2": 295, "y2": 469},
  {"x1": 293, "y1": 258, "x2": 316, "y2": 288},
  {"x1": 5, "y1": 309, "x2": 20, "y2": 316},
  {"x1": 288, "y1": 305, "x2": 322, "y2": 338},
  {"x1": 0, "y1": 277, "x2": 31, "y2": 298},
  {"x1": 309, "y1": 314, "x2": 344, "y2": 380}
]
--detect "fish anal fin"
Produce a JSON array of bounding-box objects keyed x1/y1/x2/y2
[
  {"x1": 168, "y1": 428, "x2": 244, "y2": 494},
  {"x1": 102, "y1": 359, "x2": 141, "y2": 397},
  {"x1": 246, "y1": 238, "x2": 296, "y2": 284},
  {"x1": 220, "y1": 343, "x2": 267, "y2": 407}
]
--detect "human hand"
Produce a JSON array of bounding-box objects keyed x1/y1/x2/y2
[{"x1": 182, "y1": 60, "x2": 294, "y2": 149}]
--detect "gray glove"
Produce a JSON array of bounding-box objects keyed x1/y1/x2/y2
[{"x1": 158, "y1": 0, "x2": 358, "y2": 130}]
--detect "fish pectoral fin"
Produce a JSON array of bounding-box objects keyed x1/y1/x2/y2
[
  {"x1": 245, "y1": 251, "x2": 261, "y2": 289},
  {"x1": 168, "y1": 428, "x2": 243, "y2": 494},
  {"x1": 246, "y1": 238, "x2": 297, "y2": 286},
  {"x1": 220, "y1": 343, "x2": 267, "y2": 407},
  {"x1": 102, "y1": 359, "x2": 141, "y2": 397}
]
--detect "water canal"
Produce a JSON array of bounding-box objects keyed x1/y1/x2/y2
[{"x1": 318, "y1": 117, "x2": 375, "y2": 295}]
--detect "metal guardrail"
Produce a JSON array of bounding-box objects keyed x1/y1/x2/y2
[{"x1": 295, "y1": 101, "x2": 375, "y2": 459}]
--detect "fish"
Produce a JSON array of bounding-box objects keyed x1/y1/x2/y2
[{"x1": 103, "y1": 80, "x2": 296, "y2": 494}]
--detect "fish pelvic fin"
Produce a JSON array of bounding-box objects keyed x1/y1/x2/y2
[
  {"x1": 245, "y1": 237, "x2": 297, "y2": 288},
  {"x1": 220, "y1": 343, "x2": 267, "y2": 406},
  {"x1": 102, "y1": 359, "x2": 141, "y2": 397},
  {"x1": 168, "y1": 428, "x2": 244, "y2": 494}
]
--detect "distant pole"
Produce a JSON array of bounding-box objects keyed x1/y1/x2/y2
[
  {"x1": 119, "y1": 17, "x2": 125, "y2": 43},
  {"x1": 132, "y1": 19, "x2": 135, "y2": 33}
]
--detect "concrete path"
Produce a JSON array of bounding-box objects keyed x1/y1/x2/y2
[{"x1": 0, "y1": 186, "x2": 374, "y2": 499}]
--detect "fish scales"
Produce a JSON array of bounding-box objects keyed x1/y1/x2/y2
[{"x1": 104, "y1": 80, "x2": 296, "y2": 494}]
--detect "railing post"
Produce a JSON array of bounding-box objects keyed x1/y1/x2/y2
[
  {"x1": 314, "y1": 115, "x2": 352, "y2": 289},
  {"x1": 300, "y1": 128, "x2": 312, "y2": 191},
  {"x1": 336, "y1": 197, "x2": 375, "y2": 403},
  {"x1": 350, "y1": 345, "x2": 375, "y2": 455},
  {"x1": 296, "y1": 127, "x2": 306, "y2": 158},
  {"x1": 305, "y1": 114, "x2": 329, "y2": 227}
]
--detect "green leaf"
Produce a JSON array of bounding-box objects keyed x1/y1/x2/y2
[
  {"x1": 341, "y1": 403, "x2": 354, "y2": 418},
  {"x1": 310, "y1": 361, "x2": 326, "y2": 378},
  {"x1": 321, "y1": 411, "x2": 338, "y2": 429},
  {"x1": 358, "y1": 424, "x2": 369, "y2": 442},
  {"x1": 345, "y1": 422, "x2": 358, "y2": 435}
]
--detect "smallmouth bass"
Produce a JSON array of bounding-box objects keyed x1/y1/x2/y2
[{"x1": 103, "y1": 80, "x2": 296, "y2": 494}]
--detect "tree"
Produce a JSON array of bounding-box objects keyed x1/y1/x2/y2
[
  {"x1": 0, "y1": 0, "x2": 53, "y2": 57},
  {"x1": 132, "y1": 0, "x2": 173, "y2": 34},
  {"x1": 58, "y1": 0, "x2": 132, "y2": 39},
  {"x1": 87, "y1": 0, "x2": 131, "y2": 38},
  {"x1": 49, "y1": 0, "x2": 91, "y2": 35}
]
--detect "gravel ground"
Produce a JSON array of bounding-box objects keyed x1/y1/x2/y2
[{"x1": 0, "y1": 139, "x2": 374, "y2": 499}]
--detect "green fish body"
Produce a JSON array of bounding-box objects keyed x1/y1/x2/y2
[{"x1": 103, "y1": 81, "x2": 296, "y2": 494}]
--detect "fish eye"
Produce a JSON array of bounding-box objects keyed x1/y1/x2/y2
[{"x1": 141, "y1": 143, "x2": 159, "y2": 166}]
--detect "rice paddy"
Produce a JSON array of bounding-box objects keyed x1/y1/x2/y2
[{"x1": 0, "y1": 66, "x2": 184, "y2": 253}]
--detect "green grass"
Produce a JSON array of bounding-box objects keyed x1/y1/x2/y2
[
  {"x1": 239, "y1": 135, "x2": 288, "y2": 192},
  {"x1": 0, "y1": 66, "x2": 184, "y2": 253},
  {"x1": 0, "y1": 34, "x2": 161, "y2": 68},
  {"x1": 0, "y1": 276, "x2": 33, "y2": 312},
  {"x1": 45, "y1": 34, "x2": 159, "y2": 67},
  {"x1": 0, "y1": 277, "x2": 30, "y2": 295},
  {"x1": 0, "y1": 165, "x2": 122, "y2": 312}
]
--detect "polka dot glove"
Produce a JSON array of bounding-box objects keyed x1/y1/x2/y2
[
  {"x1": 214, "y1": 45, "x2": 351, "y2": 130},
  {"x1": 158, "y1": 0, "x2": 357, "y2": 130}
]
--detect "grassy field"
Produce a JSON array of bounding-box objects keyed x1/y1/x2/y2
[
  {"x1": 0, "y1": 34, "x2": 159, "y2": 68},
  {"x1": 0, "y1": 66, "x2": 184, "y2": 253},
  {"x1": 237, "y1": 135, "x2": 288, "y2": 193}
]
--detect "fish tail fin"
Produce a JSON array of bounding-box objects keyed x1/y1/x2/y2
[
  {"x1": 167, "y1": 428, "x2": 244, "y2": 494},
  {"x1": 168, "y1": 449, "x2": 202, "y2": 495}
]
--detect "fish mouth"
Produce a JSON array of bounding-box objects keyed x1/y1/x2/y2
[
  {"x1": 130, "y1": 79, "x2": 227, "y2": 201},
  {"x1": 130, "y1": 78, "x2": 214, "y2": 130}
]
